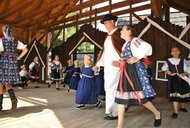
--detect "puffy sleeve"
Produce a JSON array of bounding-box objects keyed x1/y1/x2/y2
[
  {"x1": 17, "y1": 40, "x2": 27, "y2": 50},
  {"x1": 0, "y1": 38, "x2": 4, "y2": 52},
  {"x1": 131, "y1": 38, "x2": 152, "y2": 59},
  {"x1": 29, "y1": 62, "x2": 35, "y2": 70},
  {"x1": 184, "y1": 59, "x2": 190, "y2": 73},
  {"x1": 59, "y1": 61, "x2": 62, "y2": 70},
  {"x1": 96, "y1": 51, "x2": 104, "y2": 67},
  {"x1": 161, "y1": 61, "x2": 168, "y2": 71}
]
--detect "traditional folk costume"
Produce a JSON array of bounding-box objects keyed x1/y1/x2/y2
[
  {"x1": 50, "y1": 60, "x2": 62, "y2": 82},
  {"x1": 95, "y1": 66, "x2": 105, "y2": 96},
  {"x1": 162, "y1": 58, "x2": 190, "y2": 102},
  {"x1": 29, "y1": 61, "x2": 40, "y2": 81},
  {"x1": 63, "y1": 65, "x2": 73, "y2": 85},
  {"x1": 69, "y1": 67, "x2": 81, "y2": 90},
  {"x1": 18, "y1": 65, "x2": 28, "y2": 88},
  {"x1": 115, "y1": 38, "x2": 156, "y2": 105},
  {"x1": 0, "y1": 36, "x2": 27, "y2": 111},
  {"x1": 96, "y1": 28, "x2": 125, "y2": 117},
  {"x1": 76, "y1": 66, "x2": 97, "y2": 105}
]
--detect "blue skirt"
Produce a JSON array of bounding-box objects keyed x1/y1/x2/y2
[
  {"x1": 69, "y1": 74, "x2": 80, "y2": 90},
  {"x1": 95, "y1": 75, "x2": 105, "y2": 95},
  {"x1": 76, "y1": 77, "x2": 97, "y2": 104}
]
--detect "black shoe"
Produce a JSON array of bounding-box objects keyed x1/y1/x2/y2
[
  {"x1": 95, "y1": 101, "x2": 101, "y2": 108},
  {"x1": 76, "y1": 105, "x2": 85, "y2": 108},
  {"x1": 104, "y1": 115, "x2": 118, "y2": 120},
  {"x1": 34, "y1": 86, "x2": 40, "y2": 88},
  {"x1": 48, "y1": 84, "x2": 51, "y2": 88},
  {"x1": 67, "y1": 88, "x2": 70, "y2": 92},
  {"x1": 180, "y1": 108, "x2": 188, "y2": 112},
  {"x1": 172, "y1": 113, "x2": 178, "y2": 119},
  {"x1": 56, "y1": 88, "x2": 60, "y2": 90},
  {"x1": 154, "y1": 112, "x2": 162, "y2": 127}
]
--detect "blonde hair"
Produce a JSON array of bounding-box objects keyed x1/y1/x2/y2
[{"x1": 84, "y1": 55, "x2": 93, "y2": 62}]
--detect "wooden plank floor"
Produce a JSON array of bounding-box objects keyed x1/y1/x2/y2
[{"x1": 0, "y1": 83, "x2": 189, "y2": 128}]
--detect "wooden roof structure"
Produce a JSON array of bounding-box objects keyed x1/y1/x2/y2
[{"x1": 0, "y1": 0, "x2": 189, "y2": 44}]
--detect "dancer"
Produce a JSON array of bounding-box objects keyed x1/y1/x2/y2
[
  {"x1": 93, "y1": 14, "x2": 125, "y2": 120},
  {"x1": 113, "y1": 26, "x2": 161, "y2": 128},
  {"x1": 162, "y1": 47, "x2": 190, "y2": 119},
  {"x1": 48, "y1": 55, "x2": 62, "y2": 90},
  {"x1": 0, "y1": 25, "x2": 28, "y2": 111}
]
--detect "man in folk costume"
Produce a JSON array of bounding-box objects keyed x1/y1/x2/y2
[{"x1": 93, "y1": 14, "x2": 125, "y2": 120}]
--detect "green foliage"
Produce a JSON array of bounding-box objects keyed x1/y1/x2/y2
[
  {"x1": 65, "y1": 27, "x2": 76, "y2": 41},
  {"x1": 77, "y1": 42, "x2": 94, "y2": 53}
]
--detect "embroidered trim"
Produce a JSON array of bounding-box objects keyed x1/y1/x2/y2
[
  {"x1": 115, "y1": 91, "x2": 146, "y2": 100},
  {"x1": 170, "y1": 93, "x2": 190, "y2": 98}
]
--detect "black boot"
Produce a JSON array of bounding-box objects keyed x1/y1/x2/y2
[
  {"x1": 8, "y1": 89, "x2": 18, "y2": 110},
  {"x1": 0, "y1": 94, "x2": 3, "y2": 111}
]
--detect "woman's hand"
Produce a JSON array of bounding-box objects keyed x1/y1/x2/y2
[
  {"x1": 92, "y1": 66, "x2": 99, "y2": 73},
  {"x1": 181, "y1": 72, "x2": 187, "y2": 77},
  {"x1": 127, "y1": 57, "x2": 139, "y2": 64},
  {"x1": 166, "y1": 70, "x2": 173, "y2": 76},
  {"x1": 17, "y1": 56, "x2": 21, "y2": 60},
  {"x1": 112, "y1": 61, "x2": 121, "y2": 67}
]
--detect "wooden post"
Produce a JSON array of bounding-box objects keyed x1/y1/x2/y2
[
  {"x1": 187, "y1": 16, "x2": 190, "y2": 44},
  {"x1": 129, "y1": 0, "x2": 132, "y2": 25},
  {"x1": 95, "y1": 9, "x2": 97, "y2": 29},
  {"x1": 109, "y1": 0, "x2": 112, "y2": 13},
  {"x1": 164, "y1": 4, "x2": 170, "y2": 23}
]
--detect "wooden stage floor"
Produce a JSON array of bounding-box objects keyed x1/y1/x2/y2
[{"x1": 0, "y1": 83, "x2": 189, "y2": 128}]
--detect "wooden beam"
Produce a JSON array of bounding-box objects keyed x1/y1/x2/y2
[
  {"x1": 27, "y1": 0, "x2": 109, "y2": 27},
  {"x1": 47, "y1": 29, "x2": 62, "y2": 53},
  {"x1": 0, "y1": 0, "x2": 34, "y2": 20},
  {"x1": 35, "y1": 1, "x2": 75, "y2": 33},
  {"x1": 109, "y1": 0, "x2": 112, "y2": 13},
  {"x1": 0, "y1": 0, "x2": 11, "y2": 14},
  {"x1": 132, "y1": 12, "x2": 143, "y2": 22},
  {"x1": 151, "y1": 0, "x2": 163, "y2": 18},
  {"x1": 129, "y1": 0, "x2": 132, "y2": 25},
  {"x1": 13, "y1": 0, "x2": 65, "y2": 24},
  {"x1": 52, "y1": 4, "x2": 151, "y2": 31},
  {"x1": 37, "y1": 0, "x2": 145, "y2": 30}
]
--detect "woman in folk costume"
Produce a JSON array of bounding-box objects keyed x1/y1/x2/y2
[
  {"x1": 0, "y1": 25, "x2": 28, "y2": 111},
  {"x1": 48, "y1": 55, "x2": 62, "y2": 90},
  {"x1": 29, "y1": 56, "x2": 40, "y2": 88},
  {"x1": 93, "y1": 14, "x2": 125, "y2": 120},
  {"x1": 69, "y1": 60, "x2": 81, "y2": 90},
  {"x1": 76, "y1": 55, "x2": 97, "y2": 108},
  {"x1": 162, "y1": 47, "x2": 190, "y2": 119},
  {"x1": 112, "y1": 26, "x2": 161, "y2": 128},
  {"x1": 63, "y1": 59, "x2": 74, "y2": 92}
]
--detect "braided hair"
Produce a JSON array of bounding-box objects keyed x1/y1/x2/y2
[{"x1": 2, "y1": 25, "x2": 13, "y2": 37}]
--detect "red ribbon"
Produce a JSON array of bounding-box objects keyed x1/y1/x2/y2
[{"x1": 119, "y1": 59, "x2": 142, "y2": 105}]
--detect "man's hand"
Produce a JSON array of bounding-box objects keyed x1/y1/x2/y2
[
  {"x1": 127, "y1": 57, "x2": 139, "y2": 64},
  {"x1": 112, "y1": 61, "x2": 120, "y2": 67}
]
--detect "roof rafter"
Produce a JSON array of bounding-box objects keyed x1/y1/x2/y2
[
  {"x1": 52, "y1": 3, "x2": 151, "y2": 31},
  {"x1": 0, "y1": 0, "x2": 34, "y2": 20},
  {"x1": 27, "y1": 0, "x2": 107, "y2": 27},
  {"x1": 38, "y1": 0, "x2": 146, "y2": 30}
]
